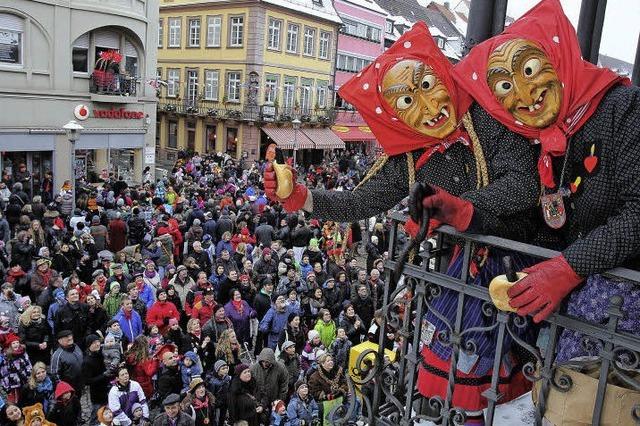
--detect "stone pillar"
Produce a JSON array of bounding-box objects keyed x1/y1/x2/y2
[
  {"x1": 133, "y1": 148, "x2": 143, "y2": 184},
  {"x1": 177, "y1": 116, "x2": 187, "y2": 150},
  {"x1": 53, "y1": 134, "x2": 72, "y2": 192},
  {"x1": 195, "y1": 117, "x2": 205, "y2": 154},
  {"x1": 216, "y1": 124, "x2": 225, "y2": 152}
]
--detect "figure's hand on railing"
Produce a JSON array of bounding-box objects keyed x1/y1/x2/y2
[
  {"x1": 507, "y1": 255, "x2": 584, "y2": 323},
  {"x1": 263, "y1": 162, "x2": 308, "y2": 212},
  {"x1": 421, "y1": 185, "x2": 474, "y2": 232}
]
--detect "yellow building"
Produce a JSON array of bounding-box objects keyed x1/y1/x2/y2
[{"x1": 156, "y1": 0, "x2": 345, "y2": 167}]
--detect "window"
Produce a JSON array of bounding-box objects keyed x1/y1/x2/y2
[
  {"x1": 369, "y1": 27, "x2": 380, "y2": 42},
  {"x1": 188, "y1": 18, "x2": 200, "y2": 47},
  {"x1": 168, "y1": 18, "x2": 181, "y2": 47},
  {"x1": 125, "y1": 41, "x2": 138, "y2": 76},
  {"x1": 72, "y1": 33, "x2": 89, "y2": 72},
  {"x1": 303, "y1": 27, "x2": 315, "y2": 56},
  {"x1": 205, "y1": 125, "x2": 217, "y2": 152},
  {"x1": 187, "y1": 69, "x2": 198, "y2": 104},
  {"x1": 229, "y1": 16, "x2": 244, "y2": 47},
  {"x1": 436, "y1": 37, "x2": 445, "y2": 49},
  {"x1": 168, "y1": 120, "x2": 178, "y2": 148},
  {"x1": 207, "y1": 16, "x2": 222, "y2": 47},
  {"x1": 264, "y1": 74, "x2": 279, "y2": 104},
  {"x1": 319, "y1": 31, "x2": 330, "y2": 59},
  {"x1": 158, "y1": 19, "x2": 164, "y2": 48},
  {"x1": 267, "y1": 18, "x2": 282, "y2": 50},
  {"x1": 283, "y1": 76, "x2": 297, "y2": 109},
  {"x1": 286, "y1": 23, "x2": 299, "y2": 53},
  {"x1": 316, "y1": 82, "x2": 327, "y2": 108},
  {"x1": 226, "y1": 71, "x2": 241, "y2": 102},
  {"x1": 167, "y1": 68, "x2": 180, "y2": 97},
  {"x1": 336, "y1": 53, "x2": 373, "y2": 73},
  {"x1": 300, "y1": 79, "x2": 312, "y2": 113},
  {"x1": 0, "y1": 13, "x2": 24, "y2": 65},
  {"x1": 226, "y1": 127, "x2": 238, "y2": 156},
  {"x1": 204, "y1": 70, "x2": 219, "y2": 100},
  {"x1": 187, "y1": 121, "x2": 196, "y2": 150},
  {"x1": 386, "y1": 20, "x2": 393, "y2": 34},
  {"x1": 340, "y1": 17, "x2": 382, "y2": 43}
]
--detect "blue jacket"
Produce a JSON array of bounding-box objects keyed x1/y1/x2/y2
[
  {"x1": 138, "y1": 283, "x2": 155, "y2": 308},
  {"x1": 259, "y1": 306, "x2": 296, "y2": 349},
  {"x1": 287, "y1": 395, "x2": 319, "y2": 426},
  {"x1": 215, "y1": 239, "x2": 234, "y2": 258},
  {"x1": 114, "y1": 308, "x2": 143, "y2": 343}
]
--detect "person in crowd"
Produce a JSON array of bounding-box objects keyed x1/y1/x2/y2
[
  {"x1": 50, "y1": 329, "x2": 84, "y2": 395},
  {"x1": 224, "y1": 289, "x2": 256, "y2": 347},
  {"x1": 301, "y1": 330, "x2": 325, "y2": 373},
  {"x1": 0, "y1": 333, "x2": 32, "y2": 403},
  {"x1": 85, "y1": 292, "x2": 109, "y2": 338},
  {"x1": 155, "y1": 345, "x2": 182, "y2": 404},
  {"x1": 18, "y1": 305, "x2": 51, "y2": 365},
  {"x1": 329, "y1": 328, "x2": 352, "y2": 371},
  {"x1": 108, "y1": 367, "x2": 150, "y2": 426},
  {"x1": 180, "y1": 377, "x2": 215, "y2": 426},
  {"x1": 313, "y1": 309, "x2": 337, "y2": 349},
  {"x1": 202, "y1": 304, "x2": 233, "y2": 347},
  {"x1": 214, "y1": 328, "x2": 242, "y2": 375},
  {"x1": 207, "y1": 359, "x2": 231, "y2": 425},
  {"x1": 259, "y1": 293, "x2": 295, "y2": 350},
  {"x1": 20, "y1": 361, "x2": 54, "y2": 412},
  {"x1": 228, "y1": 364, "x2": 260, "y2": 426},
  {"x1": 286, "y1": 380, "x2": 320, "y2": 426},
  {"x1": 340, "y1": 302, "x2": 365, "y2": 346},
  {"x1": 251, "y1": 347, "x2": 289, "y2": 421},
  {"x1": 279, "y1": 340, "x2": 301, "y2": 396},
  {"x1": 278, "y1": 312, "x2": 305, "y2": 354},
  {"x1": 308, "y1": 353, "x2": 354, "y2": 421},
  {"x1": 54, "y1": 287, "x2": 89, "y2": 346},
  {"x1": 179, "y1": 351, "x2": 203, "y2": 394},
  {"x1": 83, "y1": 334, "x2": 111, "y2": 422},
  {"x1": 1, "y1": 403, "x2": 26, "y2": 426},
  {"x1": 46, "y1": 381, "x2": 81, "y2": 425},
  {"x1": 146, "y1": 287, "x2": 180, "y2": 335}
]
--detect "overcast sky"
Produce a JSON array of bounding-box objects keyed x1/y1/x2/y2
[{"x1": 506, "y1": 0, "x2": 639, "y2": 64}]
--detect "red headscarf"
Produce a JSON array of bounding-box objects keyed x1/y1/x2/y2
[
  {"x1": 338, "y1": 21, "x2": 473, "y2": 159},
  {"x1": 453, "y1": 0, "x2": 627, "y2": 188}
]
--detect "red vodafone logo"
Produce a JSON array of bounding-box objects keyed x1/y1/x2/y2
[{"x1": 74, "y1": 104, "x2": 90, "y2": 121}]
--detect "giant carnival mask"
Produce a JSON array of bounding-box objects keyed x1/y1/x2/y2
[
  {"x1": 486, "y1": 39, "x2": 562, "y2": 128},
  {"x1": 381, "y1": 59, "x2": 457, "y2": 139},
  {"x1": 338, "y1": 21, "x2": 472, "y2": 157}
]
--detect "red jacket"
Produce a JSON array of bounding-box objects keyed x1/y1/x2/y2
[
  {"x1": 126, "y1": 353, "x2": 158, "y2": 398},
  {"x1": 146, "y1": 301, "x2": 179, "y2": 335},
  {"x1": 191, "y1": 299, "x2": 215, "y2": 326},
  {"x1": 108, "y1": 219, "x2": 127, "y2": 252},
  {"x1": 157, "y1": 219, "x2": 183, "y2": 257}
]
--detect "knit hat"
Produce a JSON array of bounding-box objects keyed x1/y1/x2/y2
[
  {"x1": 193, "y1": 219, "x2": 201, "y2": 226},
  {"x1": 92, "y1": 269, "x2": 105, "y2": 279},
  {"x1": 156, "y1": 287, "x2": 167, "y2": 298},
  {"x1": 307, "y1": 329, "x2": 320, "y2": 341},
  {"x1": 273, "y1": 399, "x2": 286, "y2": 413},
  {"x1": 110, "y1": 281, "x2": 121, "y2": 292},
  {"x1": 281, "y1": 340, "x2": 295, "y2": 351},
  {"x1": 295, "y1": 379, "x2": 308, "y2": 392},
  {"x1": 2, "y1": 333, "x2": 19, "y2": 349},
  {"x1": 234, "y1": 363, "x2": 250, "y2": 376},
  {"x1": 214, "y1": 360, "x2": 228, "y2": 374},
  {"x1": 262, "y1": 247, "x2": 271, "y2": 256},
  {"x1": 85, "y1": 334, "x2": 101, "y2": 348},
  {"x1": 131, "y1": 402, "x2": 142, "y2": 414}
]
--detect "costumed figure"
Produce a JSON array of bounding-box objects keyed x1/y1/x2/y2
[
  {"x1": 453, "y1": 0, "x2": 640, "y2": 363},
  {"x1": 264, "y1": 22, "x2": 543, "y2": 419}
]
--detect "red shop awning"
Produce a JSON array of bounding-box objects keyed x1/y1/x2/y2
[
  {"x1": 331, "y1": 125, "x2": 377, "y2": 142},
  {"x1": 302, "y1": 128, "x2": 346, "y2": 149},
  {"x1": 261, "y1": 126, "x2": 315, "y2": 149}
]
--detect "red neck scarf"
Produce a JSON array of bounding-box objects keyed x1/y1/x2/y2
[
  {"x1": 453, "y1": 0, "x2": 627, "y2": 188},
  {"x1": 231, "y1": 299, "x2": 243, "y2": 313},
  {"x1": 338, "y1": 21, "x2": 473, "y2": 162}
]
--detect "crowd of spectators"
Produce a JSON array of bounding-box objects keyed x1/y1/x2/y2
[{"x1": 0, "y1": 150, "x2": 402, "y2": 426}]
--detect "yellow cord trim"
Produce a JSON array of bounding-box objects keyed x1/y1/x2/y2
[
  {"x1": 462, "y1": 112, "x2": 489, "y2": 189},
  {"x1": 353, "y1": 154, "x2": 389, "y2": 192}
]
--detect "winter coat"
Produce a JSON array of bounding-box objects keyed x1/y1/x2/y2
[
  {"x1": 152, "y1": 411, "x2": 195, "y2": 426},
  {"x1": 191, "y1": 299, "x2": 215, "y2": 327},
  {"x1": 125, "y1": 353, "x2": 158, "y2": 398},
  {"x1": 340, "y1": 314, "x2": 365, "y2": 346},
  {"x1": 54, "y1": 302, "x2": 89, "y2": 346},
  {"x1": 108, "y1": 219, "x2": 127, "y2": 252},
  {"x1": 47, "y1": 382, "x2": 81, "y2": 426},
  {"x1": 307, "y1": 365, "x2": 348, "y2": 402},
  {"x1": 329, "y1": 337, "x2": 352, "y2": 370},
  {"x1": 224, "y1": 300, "x2": 256, "y2": 345},
  {"x1": 0, "y1": 292, "x2": 22, "y2": 330},
  {"x1": 20, "y1": 375, "x2": 54, "y2": 413},
  {"x1": 207, "y1": 374, "x2": 230, "y2": 408},
  {"x1": 278, "y1": 325, "x2": 306, "y2": 355},
  {"x1": 18, "y1": 318, "x2": 51, "y2": 365},
  {"x1": 146, "y1": 301, "x2": 180, "y2": 335},
  {"x1": 50, "y1": 344, "x2": 84, "y2": 392},
  {"x1": 314, "y1": 320, "x2": 337, "y2": 349},
  {"x1": 168, "y1": 274, "x2": 195, "y2": 307},
  {"x1": 86, "y1": 305, "x2": 109, "y2": 336},
  {"x1": 103, "y1": 292, "x2": 122, "y2": 318},
  {"x1": 156, "y1": 365, "x2": 182, "y2": 403},
  {"x1": 82, "y1": 349, "x2": 110, "y2": 404},
  {"x1": 181, "y1": 389, "x2": 215, "y2": 426},
  {"x1": 0, "y1": 347, "x2": 32, "y2": 392},
  {"x1": 108, "y1": 379, "x2": 149, "y2": 426},
  {"x1": 259, "y1": 306, "x2": 296, "y2": 350},
  {"x1": 287, "y1": 395, "x2": 320, "y2": 426},
  {"x1": 253, "y1": 290, "x2": 272, "y2": 321},
  {"x1": 352, "y1": 292, "x2": 375, "y2": 329},
  {"x1": 279, "y1": 351, "x2": 301, "y2": 389},
  {"x1": 250, "y1": 348, "x2": 289, "y2": 408},
  {"x1": 201, "y1": 317, "x2": 233, "y2": 345},
  {"x1": 228, "y1": 377, "x2": 259, "y2": 426},
  {"x1": 114, "y1": 309, "x2": 144, "y2": 343}
]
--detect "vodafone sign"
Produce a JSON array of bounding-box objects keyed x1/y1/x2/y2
[{"x1": 74, "y1": 105, "x2": 145, "y2": 120}]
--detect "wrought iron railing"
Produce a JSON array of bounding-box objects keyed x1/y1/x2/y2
[
  {"x1": 90, "y1": 73, "x2": 138, "y2": 97},
  {"x1": 157, "y1": 100, "x2": 336, "y2": 125},
  {"x1": 335, "y1": 211, "x2": 640, "y2": 425}
]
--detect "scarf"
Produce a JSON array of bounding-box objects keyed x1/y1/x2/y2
[
  {"x1": 453, "y1": 0, "x2": 626, "y2": 188},
  {"x1": 6, "y1": 268, "x2": 26, "y2": 284},
  {"x1": 338, "y1": 21, "x2": 473, "y2": 160},
  {"x1": 192, "y1": 394, "x2": 209, "y2": 410},
  {"x1": 231, "y1": 299, "x2": 243, "y2": 313},
  {"x1": 144, "y1": 269, "x2": 157, "y2": 279}
]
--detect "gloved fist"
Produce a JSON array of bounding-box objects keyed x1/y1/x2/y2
[
  {"x1": 404, "y1": 218, "x2": 442, "y2": 239},
  {"x1": 422, "y1": 186, "x2": 474, "y2": 232},
  {"x1": 507, "y1": 255, "x2": 583, "y2": 323},
  {"x1": 263, "y1": 163, "x2": 308, "y2": 212}
]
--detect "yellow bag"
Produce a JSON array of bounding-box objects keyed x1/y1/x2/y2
[{"x1": 532, "y1": 364, "x2": 640, "y2": 425}]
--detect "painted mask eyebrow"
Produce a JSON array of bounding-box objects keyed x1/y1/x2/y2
[
  {"x1": 383, "y1": 84, "x2": 413, "y2": 96},
  {"x1": 512, "y1": 45, "x2": 547, "y2": 69},
  {"x1": 412, "y1": 61, "x2": 426, "y2": 85}
]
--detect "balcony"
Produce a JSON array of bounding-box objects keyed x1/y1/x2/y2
[
  {"x1": 335, "y1": 212, "x2": 640, "y2": 425},
  {"x1": 157, "y1": 100, "x2": 336, "y2": 126},
  {"x1": 90, "y1": 72, "x2": 138, "y2": 103}
]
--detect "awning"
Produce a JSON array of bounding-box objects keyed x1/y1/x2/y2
[
  {"x1": 261, "y1": 127, "x2": 315, "y2": 149},
  {"x1": 331, "y1": 125, "x2": 377, "y2": 142},
  {"x1": 302, "y1": 128, "x2": 346, "y2": 149}
]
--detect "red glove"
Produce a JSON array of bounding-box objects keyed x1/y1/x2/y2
[
  {"x1": 422, "y1": 186, "x2": 474, "y2": 232},
  {"x1": 507, "y1": 255, "x2": 584, "y2": 323},
  {"x1": 404, "y1": 218, "x2": 442, "y2": 238},
  {"x1": 263, "y1": 163, "x2": 308, "y2": 212}
]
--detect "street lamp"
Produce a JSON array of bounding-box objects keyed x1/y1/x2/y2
[
  {"x1": 63, "y1": 120, "x2": 84, "y2": 214},
  {"x1": 292, "y1": 118, "x2": 301, "y2": 168}
]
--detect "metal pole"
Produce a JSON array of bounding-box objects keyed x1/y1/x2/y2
[
  {"x1": 463, "y1": 0, "x2": 496, "y2": 55},
  {"x1": 70, "y1": 140, "x2": 76, "y2": 214},
  {"x1": 577, "y1": 0, "x2": 599, "y2": 62},
  {"x1": 293, "y1": 128, "x2": 298, "y2": 168},
  {"x1": 588, "y1": 0, "x2": 608, "y2": 64},
  {"x1": 107, "y1": 138, "x2": 111, "y2": 180},
  {"x1": 491, "y1": 0, "x2": 508, "y2": 36},
  {"x1": 633, "y1": 33, "x2": 640, "y2": 86}
]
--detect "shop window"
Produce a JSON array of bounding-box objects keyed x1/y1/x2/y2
[
  {"x1": 0, "y1": 13, "x2": 23, "y2": 65},
  {"x1": 226, "y1": 127, "x2": 238, "y2": 156},
  {"x1": 187, "y1": 122, "x2": 196, "y2": 151},
  {"x1": 168, "y1": 120, "x2": 178, "y2": 148},
  {"x1": 206, "y1": 125, "x2": 217, "y2": 153}
]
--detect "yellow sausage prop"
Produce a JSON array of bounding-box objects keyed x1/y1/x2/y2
[{"x1": 488, "y1": 272, "x2": 527, "y2": 312}]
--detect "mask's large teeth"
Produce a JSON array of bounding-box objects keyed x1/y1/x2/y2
[
  {"x1": 528, "y1": 105, "x2": 535, "y2": 112},
  {"x1": 538, "y1": 95, "x2": 543, "y2": 102},
  {"x1": 534, "y1": 103, "x2": 542, "y2": 110},
  {"x1": 440, "y1": 107, "x2": 449, "y2": 118},
  {"x1": 426, "y1": 119, "x2": 435, "y2": 127}
]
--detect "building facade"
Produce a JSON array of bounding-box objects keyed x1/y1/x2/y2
[
  {"x1": 331, "y1": 0, "x2": 386, "y2": 154},
  {"x1": 156, "y1": 0, "x2": 344, "y2": 167},
  {"x1": 0, "y1": 0, "x2": 159, "y2": 192}
]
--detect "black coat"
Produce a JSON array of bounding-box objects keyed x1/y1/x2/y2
[
  {"x1": 47, "y1": 396, "x2": 82, "y2": 426},
  {"x1": 228, "y1": 377, "x2": 259, "y2": 425},
  {"x1": 82, "y1": 350, "x2": 111, "y2": 404},
  {"x1": 86, "y1": 305, "x2": 109, "y2": 336},
  {"x1": 156, "y1": 365, "x2": 182, "y2": 403},
  {"x1": 55, "y1": 302, "x2": 89, "y2": 348},
  {"x1": 18, "y1": 319, "x2": 51, "y2": 365}
]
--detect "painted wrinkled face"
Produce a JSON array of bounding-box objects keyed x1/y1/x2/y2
[
  {"x1": 382, "y1": 59, "x2": 456, "y2": 138},
  {"x1": 487, "y1": 39, "x2": 562, "y2": 128}
]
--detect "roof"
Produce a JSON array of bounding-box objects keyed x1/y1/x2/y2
[
  {"x1": 598, "y1": 53, "x2": 633, "y2": 77},
  {"x1": 262, "y1": 0, "x2": 343, "y2": 24},
  {"x1": 339, "y1": 0, "x2": 387, "y2": 15}
]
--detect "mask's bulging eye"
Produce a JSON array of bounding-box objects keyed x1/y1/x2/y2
[
  {"x1": 421, "y1": 74, "x2": 436, "y2": 90},
  {"x1": 494, "y1": 80, "x2": 513, "y2": 96},
  {"x1": 396, "y1": 96, "x2": 413, "y2": 110},
  {"x1": 523, "y1": 58, "x2": 541, "y2": 77}
]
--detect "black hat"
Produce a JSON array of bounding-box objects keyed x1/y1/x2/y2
[
  {"x1": 56, "y1": 329, "x2": 73, "y2": 339},
  {"x1": 156, "y1": 287, "x2": 167, "y2": 298},
  {"x1": 85, "y1": 334, "x2": 101, "y2": 347},
  {"x1": 162, "y1": 393, "x2": 181, "y2": 406}
]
